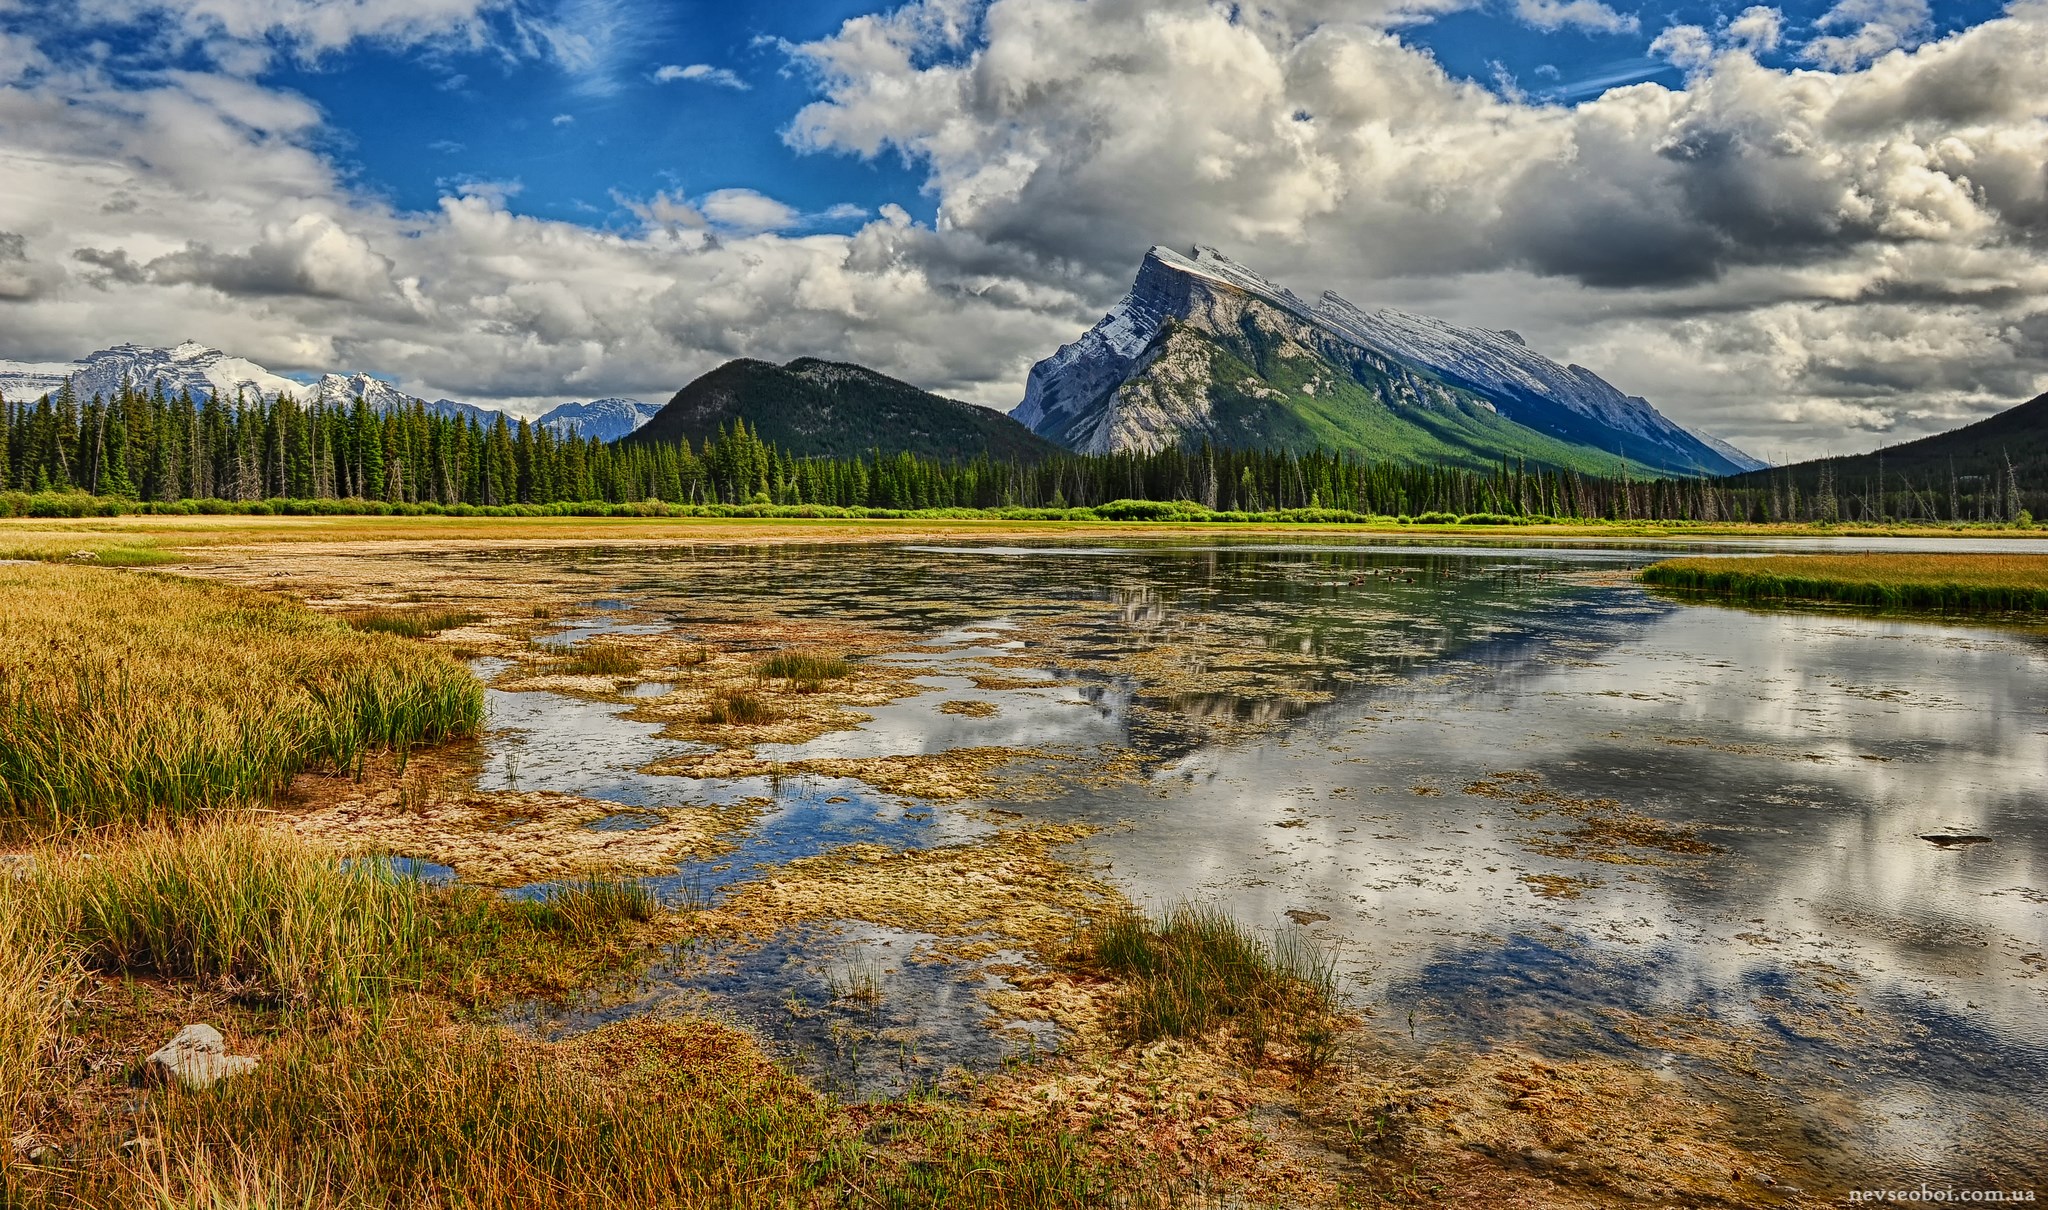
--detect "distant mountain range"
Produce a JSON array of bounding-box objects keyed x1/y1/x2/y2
[
  {"x1": 0, "y1": 344, "x2": 660, "y2": 442},
  {"x1": 1015, "y1": 246, "x2": 1766, "y2": 477},
  {"x1": 626, "y1": 358, "x2": 1060, "y2": 462}
]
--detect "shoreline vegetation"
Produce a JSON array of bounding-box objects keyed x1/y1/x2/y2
[
  {"x1": 1642, "y1": 553, "x2": 2048, "y2": 613},
  {"x1": 0, "y1": 562, "x2": 1348, "y2": 1207}
]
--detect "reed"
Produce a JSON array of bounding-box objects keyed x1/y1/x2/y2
[
  {"x1": 0, "y1": 565, "x2": 483, "y2": 836},
  {"x1": 29, "y1": 823, "x2": 427, "y2": 1014},
  {"x1": 1080, "y1": 904, "x2": 1338, "y2": 1050},
  {"x1": 703, "y1": 688, "x2": 774, "y2": 725},
  {"x1": 344, "y1": 607, "x2": 484, "y2": 638},
  {"x1": 537, "y1": 640, "x2": 643, "y2": 677},
  {"x1": 1642, "y1": 553, "x2": 2048, "y2": 613},
  {"x1": 517, "y1": 874, "x2": 657, "y2": 934},
  {"x1": 0, "y1": 892, "x2": 71, "y2": 1153},
  {"x1": 755, "y1": 649, "x2": 853, "y2": 690}
]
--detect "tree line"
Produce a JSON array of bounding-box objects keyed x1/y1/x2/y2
[{"x1": 0, "y1": 378, "x2": 2035, "y2": 524}]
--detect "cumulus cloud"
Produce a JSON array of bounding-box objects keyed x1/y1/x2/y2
[
  {"x1": 0, "y1": 0, "x2": 2045, "y2": 460},
  {"x1": 654, "y1": 62, "x2": 748, "y2": 89},
  {"x1": 1727, "y1": 6, "x2": 1784, "y2": 53},
  {"x1": 1512, "y1": 0, "x2": 1638, "y2": 35},
  {"x1": 1805, "y1": 0, "x2": 1933, "y2": 70}
]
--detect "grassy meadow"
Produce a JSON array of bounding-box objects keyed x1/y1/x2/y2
[
  {"x1": 1642, "y1": 552, "x2": 2048, "y2": 612},
  {"x1": 0, "y1": 563, "x2": 483, "y2": 834}
]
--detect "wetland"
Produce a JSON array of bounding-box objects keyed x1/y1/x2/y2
[{"x1": 5, "y1": 521, "x2": 2045, "y2": 1207}]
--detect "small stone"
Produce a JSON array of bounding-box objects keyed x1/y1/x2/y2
[{"x1": 144, "y1": 1024, "x2": 259, "y2": 1090}]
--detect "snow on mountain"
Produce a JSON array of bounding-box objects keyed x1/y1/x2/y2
[
  {"x1": 538, "y1": 398, "x2": 661, "y2": 442},
  {"x1": 1014, "y1": 246, "x2": 1765, "y2": 476},
  {"x1": 1015, "y1": 246, "x2": 1305, "y2": 438},
  {"x1": 0, "y1": 342, "x2": 304, "y2": 405},
  {"x1": 1310, "y1": 297, "x2": 1759, "y2": 474}
]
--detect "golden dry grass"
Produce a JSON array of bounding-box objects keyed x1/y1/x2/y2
[{"x1": 0, "y1": 563, "x2": 482, "y2": 834}]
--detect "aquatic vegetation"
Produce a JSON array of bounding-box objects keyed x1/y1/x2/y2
[
  {"x1": 756, "y1": 648, "x2": 854, "y2": 684},
  {"x1": 538, "y1": 639, "x2": 643, "y2": 676},
  {"x1": 286, "y1": 780, "x2": 757, "y2": 886},
  {"x1": 703, "y1": 687, "x2": 775, "y2": 724},
  {"x1": 0, "y1": 564, "x2": 483, "y2": 835},
  {"x1": 1643, "y1": 552, "x2": 2048, "y2": 612},
  {"x1": 28, "y1": 822, "x2": 427, "y2": 1013},
  {"x1": 1080, "y1": 904, "x2": 1339, "y2": 1052},
  {"x1": 519, "y1": 874, "x2": 657, "y2": 934},
  {"x1": 345, "y1": 606, "x2": 485, "y2": 638}
]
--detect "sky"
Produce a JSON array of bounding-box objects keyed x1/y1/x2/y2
[{"x1": 0, "y1": 0, "x2": 2041, "y2": 462}]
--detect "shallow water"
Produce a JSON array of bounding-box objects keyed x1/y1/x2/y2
[{"x1": 467, "y1": 538, "x2": 2046, "y2": 1184}]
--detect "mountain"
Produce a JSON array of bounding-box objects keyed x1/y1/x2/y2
[
  {"x1": 1014, "y1": 247, "x2": 1763, "y2": 477},
  {"x1": 1724, "y1": 389, "x2": 2048, "y2": 506},
  {"x1": 0, "y1": 342, "x2": 305, "y2": 405},
  {"x1": 627, "y1": 358, "x2": 1061, "y2": 462},
  {"x1": 539, "y1": 398, "x2": 661, "y2": 442}
]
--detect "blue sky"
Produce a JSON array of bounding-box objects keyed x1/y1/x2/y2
[{"x1": 0, "y1": 0, "x2": 2040, "y2": 460}]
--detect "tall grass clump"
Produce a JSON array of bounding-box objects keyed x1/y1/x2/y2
[
  {"x1": 31, "y1": 823, "x2": 426, "y2": 1013},
  {"x1": 1080, "y1": 904, "x2": 1338, "y2": 1052},
  {"x1": 1643, "y1": 553, "x2": 2048, "y2": 613},
  {"x1": 517, "y1": 874, "x2": 657, "y2": 934},
  {"x1": 703, "y1": 688, "x2": 774, "y2": 725},
  {"x1": 0, "y1": 891, "x2": 72, "y2": 1152},
  {"x1": 0, "y1": 564, "x2": 484, "y2": 835},
  {"x1": 344, "y1": 607, "x2": 484, "y2": 638},
  {"x1": 755, "y1": 649, "x2": 852, "y2": 691},
  {"x1": 536, "y1": 639, "x2": 643, "y2": 677}
]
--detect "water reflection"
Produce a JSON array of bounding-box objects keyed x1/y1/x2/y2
[{"x1": 457, "y1": 538, "x2": 2046, "y2": 1182}]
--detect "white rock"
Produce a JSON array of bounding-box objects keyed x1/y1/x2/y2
[{"x1": 144, "y1": 1024, "x2": 258, "y2": 1090}]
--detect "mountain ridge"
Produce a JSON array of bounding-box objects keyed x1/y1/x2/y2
[
  {"x1": 626, "y1": 357, "x2": 1061, "y2": 462},
  {"x1": 1015, "y1": 246, "x2": 1766, "y2": 477}
]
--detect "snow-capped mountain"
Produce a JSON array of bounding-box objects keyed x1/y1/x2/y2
[
  {"x1": 538, "y1": 398, "x2": 661, "y2": 442},
  {"x1": 0, "y1": 342, "x2": 305, "y2": 405},
  {"x1": 1015, "y1": 246, "x2": 1766, "y2": 476},
  {"x1": 1310, "y1": 297, "x2": 1770, "y2": 474}
]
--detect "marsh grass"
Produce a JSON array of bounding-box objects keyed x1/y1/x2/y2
[
  {"x1": 0, "y1": 565, "x2": 483, "y2": 835},
  {"x1": 535, "y1": 640, "x2": 643, "y2": 677},
  {"x1": 0, "y1": 894, "x2": 72, "y2": 1150},
  {"x1": 756, "y1": 649, "x2": 853, "y2": 693},
  {"x1": 703, "y1": 688, "x2": 774, "y2": 725},
  {"x1": 29, "y1": 1017, "x2": 1131, "y2": 1210},
  {"x1": 344, "y1": 607, "x2": 484, "y2": 638},
  {"x1": 1081, "y1": 905, "x2": 1339, "y2": 1053},
  {"x1": 1642, "y1": 553, "x2": 2048, "y2": 613},
  {"x1": 516, "y1": 874, "x2": 657, "y2": 934},
  {"x1": 31, "y1": 823, "x2": 426, "y2": 1014}
]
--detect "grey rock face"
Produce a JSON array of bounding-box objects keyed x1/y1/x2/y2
[
  {"x1": 1012, "y1": 245, "x2": 1766, "y2": 475},
  {"x1": 144, "y1": 1024, "x2": 258, "y2": 1090}
]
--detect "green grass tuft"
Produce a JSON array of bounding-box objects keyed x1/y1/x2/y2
[
  {"x1": 703, "y1": 688, "x2": 774, "y2": 725},
  {"x1": 536, "y1": 639, "x2": 644, "y2": 677},
  {"x1": 1080, "y1": 904, "x2": 1339, "y2": 1054},
  {"x1": 517, "y1": 874, "x2": 657, "y2": 934},
  {"x1": 345, "y1": 607, "x2": 484, "y2": 638},
  {"x1": 1642, "y1": 553, "x2": 2048, "y2": 613}
]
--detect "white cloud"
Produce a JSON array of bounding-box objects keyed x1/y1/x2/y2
[
  {"x1": 653, "y1": 62, "x2": 749, "y2": 89},
  {"x1": 1512, "y1": 0, "x2": 1639, "y2": 35},
  {"x1": 0, "y1": 0, "x2": 2044, "y2": 462},
  {"x1": 1727, "y1": 6, "x2": 1785, "y2": 54},
  {"x1": 1648, "y1": 24, "x2": 1716, "y2": 70},
  {"x1": 551, "y1": 112, "x2": 574, "y2": 125},
  {"x1": 699, "y1": 189, "x2": 801, "y2": 233},
  {"x1": 75, "y1": 0, "x2": 505, "y2": 69},
  {"x1": 1805, "y1": 0, "x2": 1933, "y2": 70}
]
